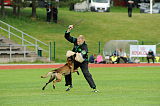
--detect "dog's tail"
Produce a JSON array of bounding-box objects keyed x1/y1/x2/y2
[{"x1": 41, "y1": 70, "x2": 56, "y2": 78}]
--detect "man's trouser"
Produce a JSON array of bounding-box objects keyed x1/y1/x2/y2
[
  {"x1": 47, "y1": 12, "x2": 51, "y2": 22},
  {"x1": 65, "y1": 61, "x2": 96, "y2": 89},
  {"x1": 53, "y1": 14, "x2": 57, "y2": 23},
  {"x1": 147, "y1": 56, "x2": 155, "y2": 63},
  {"x1": 128, "y1": 8, "x2": 132, "y2": 17}
]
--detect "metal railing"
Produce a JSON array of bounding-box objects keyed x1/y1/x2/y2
[{"x1": 0, "y1": 20, "x2": 50, "y2": 61}]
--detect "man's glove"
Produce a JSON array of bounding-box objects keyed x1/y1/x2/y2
[
  {"x1": 68, "y1": 25, "x2": 74, "y2": 29},
  {"x1": 67, "y1": 25, "x2": 74, "y2": 33}
]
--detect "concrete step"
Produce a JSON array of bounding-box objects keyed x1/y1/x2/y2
[
  {"x1": 0, "y1": 54, "x2": 26, "y2": 58},
  {"x1": 0, "y1": 36, "x2": 17, "y2": 44},
  {"x1": 0, "y1": 51, "x2": 34, "y2": 55},
  {"x1": 0, "y1": 35, "x2": 49, "y2": 63},
  {"x1": 0, "y1": 47, "x2": 21, "y2": 51}
]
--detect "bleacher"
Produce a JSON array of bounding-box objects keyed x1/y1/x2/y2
[
  {"x1": 0, "y1": 20, "x2": 50, "y2": 63},
  {"x1": 0, "y1": 35, "x2": 49, "y2": 63}
]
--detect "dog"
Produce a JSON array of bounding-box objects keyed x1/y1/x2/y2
[{"x1": 41, "y1": 56, "x2": 79, "y2": 90}]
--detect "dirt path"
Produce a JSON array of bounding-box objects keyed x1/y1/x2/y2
[{"x1": 0, "y1": 63, "x2": 160, "y2": 70}]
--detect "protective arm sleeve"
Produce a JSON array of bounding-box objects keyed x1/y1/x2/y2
[{"x1": 64, "y1": 31, "x2": 77, "y2": 43}]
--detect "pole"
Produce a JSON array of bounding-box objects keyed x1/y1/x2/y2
[
  {"x1": 142, "y1": 41, "x2": 144, "y2": 62},
  {"x1": 49, "y1": 42, "x2": 52, "y2": 61},
  {"x1": 150, "y1": 0, "x2": 153, "y2": 14},
  {"x1": 53, "y1": 41, "x2": 56, "y2": 60},
  {"x1": 8, "y1": 26, "x2": 10, "y2": 39},
  {"x1": 98, "y1": 41, "x2": 101, "y2": 54}
]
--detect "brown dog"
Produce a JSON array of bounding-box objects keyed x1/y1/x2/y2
[{"x1": 41, "y1": 56, "x2": 78, "y2": 90}]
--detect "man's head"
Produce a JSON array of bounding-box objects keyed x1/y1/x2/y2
[
  {"x1": 128, "y1": 0, "x2": 134, "y2": 3},
  {"x1": 77, "y1": 35, "x2": 85, "y2": 45}
]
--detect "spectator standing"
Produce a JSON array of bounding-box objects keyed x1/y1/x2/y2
[
  {"x1": 52, "y1": 6, "x2": 58, "y2": 23},
  {"x1": 46, "y1": 3, "x2": 52, "y2": 22},
  {"x1": 128, "y1": 0, "x2": 134, "y2": 17}
]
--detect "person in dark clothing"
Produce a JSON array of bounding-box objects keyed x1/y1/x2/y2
[
  {"x1": 52, "y1": 6, "x2": 58, "y2": 23},
  {"x1": 128, "y1": 0, "x2": 134, "y2": 17},
  {"x1": 89, "y1": 54, "x2": 96, "y2": 63},
  {"x1": 112, "y1": 49, "x2": 120, "y2": 56},
  {"x1": 46, "y1": 3, "x2": 52, "y2": 22},
  {"x1": 146, "y1": 49, "x2": 155, "y2": 63},
  {"x1": 64, "y1": 25, "x2": 98, "y2": 92}
]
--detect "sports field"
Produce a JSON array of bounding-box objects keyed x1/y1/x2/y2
[
  {"x1": 0, "y1": 66, "x2": 160, "y2": 106},
  {"x1": 1, "y1": 7, "x2": 160, "y2": 62}
]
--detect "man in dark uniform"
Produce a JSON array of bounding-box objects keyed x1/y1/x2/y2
[
  {"x1": 52, "y1": 6, "x2": 58, "y2": 23},
  {"x1": 146, "y1": 49, "x2": 155, "y2": 63},
  {"x1": 46, "y1": 3, "x2": 52, "y2": 22},
  {"x1": 128, "y1": 0, "x2": 134, "y2": 17},
  {"x1": 64, "y1": 25, "x2": 98, "y2": 92}
]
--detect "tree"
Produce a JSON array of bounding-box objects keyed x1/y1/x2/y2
[
  {"x1": 32, "y1": 0, "x2": 37, "y2": 18},
  {"x1": 17, "y1": 0, "x2": 21, "y2": 16},
  {"x1": 12, "y1": 0, "x2": 22, "y2": 16},
  {"x1": 13, "y1": 0, "x2": 17, "y2": 16},
  {"x1": 12, "y1": 0, "x2": 18, "y2": 16},
  {"x1": 0, "y1": 0, "x2": 5, "y2": 17}
]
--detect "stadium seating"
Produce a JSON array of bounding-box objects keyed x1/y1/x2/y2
[{"x1": 0, "y1": 35, "x2": 49, "y2": 63}]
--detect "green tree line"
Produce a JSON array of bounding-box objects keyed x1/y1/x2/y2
[
  {"x1": 0, "y1": 0, "x2": 82, "y2": 18},
  {"x1": 0, "y1": 0, "x2": 39, "y2": 17}
]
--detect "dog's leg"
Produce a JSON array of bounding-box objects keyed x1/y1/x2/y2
[
  {"x1": 52, "y1": 82, "x2": 56, "y2": 89},
  {"x1": 56, "y1": 73, "x2": 62, "y2": 82},
  {"x1": 52, "y1": 73, "x2": 62, "y2": 89},
  {"x1": 42, "y1": 74, "x2": 55, "y2": 90},
  {"x1": 52, "y1": 73, "x2": 57, "y2": 89},
  {"x1": 41, "y1": 72, "x2": 53, "y2": 78},
  {"x1": 73, "y1": 68, "x2": 80, "y2": 75}
]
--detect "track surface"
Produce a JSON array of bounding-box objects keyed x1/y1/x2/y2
[{"x1": 0, "y1": 63, "x2": 160, "y2": 70}]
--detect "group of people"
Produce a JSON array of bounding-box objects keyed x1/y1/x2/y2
[
  {"x1": 89, "y1": 48, "x2": 128, "y2": 64},
  {"x1": 88, "y1": 48, "x2": 158, "y2": 64},
  {"x1": 111, "y1": 48, "x2": 128, "y2": 63},
  {"x1": 46, "y1": 3, "x2": 58, "y2": 23},
  {"x1": 45, "y1": 0, "x2": 134, "y2": 24}
]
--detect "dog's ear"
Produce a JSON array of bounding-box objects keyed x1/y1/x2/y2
[
  {"x1": 67, "y1": 57, "x2": 73, "y2": 66},
  {"x1": 67, "y1": 57, "x2": 71, "y2": 62},
  {"x1": 67, "y1": 57, "x2": 72, "y2": 63}
]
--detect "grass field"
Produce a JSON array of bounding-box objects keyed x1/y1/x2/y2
[{"x1": 0, "y1": 67, "x2": 160, "y2": 106}]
